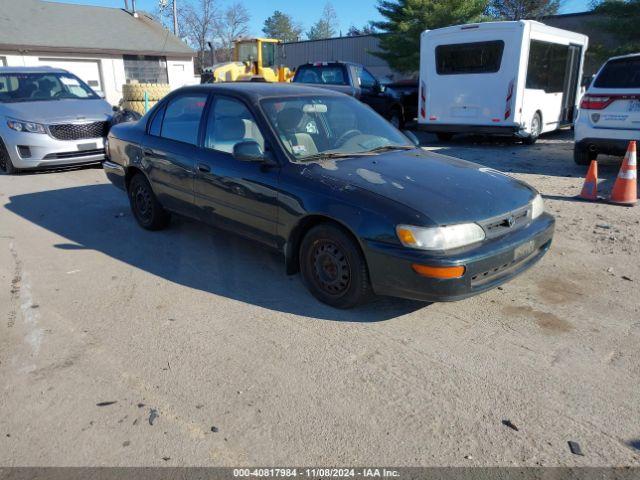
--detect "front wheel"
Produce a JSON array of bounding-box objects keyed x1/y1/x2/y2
[
  {"x1": 299, "y1": 224, "x2": 373, "y2": 309},
  {"x1": 522, "y1": 113, "x2": 541, "y2": 145},
  {"x1": 128, "y1": 173, "x2": 170, "y2": 230},
  {"x1": 0, "y1": 138, "x2": 18, "y2": 174}
]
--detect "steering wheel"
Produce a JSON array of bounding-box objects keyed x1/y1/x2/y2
[{"x1": 336, "y1": 129, "x2": 361, "y2": 147}]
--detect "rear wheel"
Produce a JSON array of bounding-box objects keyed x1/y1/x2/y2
[
  {"x1": 299, "y1": 224, "x2": 373, "y2": 309},
  {"x1": 0, "y1": 138, "x2": 18, "y2": 174},
  {"x1": 522, "y1": 112, "x2": 541, "y2": 145},
  {"x1": 574, "y1": 144, "x2": 596, "y2": 166},
  {"x1": 436, "y1": 133, "x2": 453, "y2": 142},
  {"x1": 128, "y1": 173, "x2": 170, "y2": 230},
  {"x1": 389, "y1": 108, "x2": 404, "y2": 129}
]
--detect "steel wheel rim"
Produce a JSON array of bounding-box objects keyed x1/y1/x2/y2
[
  {"x1": 133, "y1": 184, "x2": 152, "y2": 223},
  {"x1": 531, "y1": 115, "x2": 541, "y2": 137},
  {"x1": 311, "y1": 240, "x2": 351, "y2": 296}
]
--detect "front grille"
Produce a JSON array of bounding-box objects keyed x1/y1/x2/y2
[
  {"x1": 48, "y1": 122, "x2": 109, "y2": 141},
  {"x1": 43, "y1": 149, "x2": 105, "y2": 160},
  {"x1": 478, "y1": 205, "x2": 530, "y2": 239}
]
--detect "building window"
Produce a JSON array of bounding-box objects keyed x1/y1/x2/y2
[{"x1": 123, "y1": 55, "x2": 168, "y2": 84}]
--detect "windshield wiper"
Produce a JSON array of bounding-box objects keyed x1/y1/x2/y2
[
  {"x1": 364, "y1": 144, "x2": 415, "y2": 154},
  {"x1": 299, "y1": 151, "x2": 375, "y2": 162}
]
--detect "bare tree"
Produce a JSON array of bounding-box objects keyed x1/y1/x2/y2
[
  {"x1": 178, "y1": 0, "x2": 220, "y2": 70},
  {"x1": 214, "y1": 2, "x2": 251, "y2": 61}
]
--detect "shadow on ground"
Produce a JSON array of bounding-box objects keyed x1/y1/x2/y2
[{"x1": 6, "y1": 184, "x2": 426, "y2": 322}]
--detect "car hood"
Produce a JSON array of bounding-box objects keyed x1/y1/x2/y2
[
  {"x1": 302, "y1": 149, "x2": 537, "y2": 225},
  {"x1": 1, "y1": 99, "x2": 113, "y2": 124}
]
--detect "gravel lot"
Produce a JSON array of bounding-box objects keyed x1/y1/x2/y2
[{"x1": 1, "y1": 130, "x2": 639, "y2": 467}]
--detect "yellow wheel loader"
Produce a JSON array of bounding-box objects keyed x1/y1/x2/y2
[{"x1": 201, "y1": 38, "x2": 294, "y2": 83}]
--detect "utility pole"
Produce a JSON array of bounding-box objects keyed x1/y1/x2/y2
[{"x1": 172, "y1": 0, "x2": 179, "y2": 37}]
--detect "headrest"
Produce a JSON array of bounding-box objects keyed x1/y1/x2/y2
[
  {"x1": 277, "y1": 108, "x2": 304, "y2": 133},
  {"x1": 216, "y1": 117, "x2": 245, "y2": 141}
]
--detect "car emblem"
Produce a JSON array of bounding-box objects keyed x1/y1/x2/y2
[
  {"x1": 506, "y1": 216, "x2": 515, "y2": 227},
  {"x1": 591, "y1": 113, "x2": 600, "y2": 123}
]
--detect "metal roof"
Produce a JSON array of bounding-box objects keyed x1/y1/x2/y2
[{"x1": 0, "y1": 0, "x2": 193, "y2": 58}]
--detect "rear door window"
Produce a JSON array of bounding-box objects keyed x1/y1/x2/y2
[
  {"x1": 594, "y1": 57, "x2": 640, "y2": 89},
  {"x1": 160, "y1": 93, "x2": 208, "y2": 145},
  {"x1": 294, "y1": 65, "x2": 348, "y2": 85},
  {"x1": 435, "y1": 41, "x2": 504, "y2": 75}
]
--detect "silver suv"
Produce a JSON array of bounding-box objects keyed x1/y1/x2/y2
[{"x1": 0, "y1": 66, "x2": 113, "y2": 174}]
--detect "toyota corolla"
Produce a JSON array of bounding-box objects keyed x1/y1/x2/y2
[{"x1": 104, "y1": 83, "x2": 554, "y2": 308}]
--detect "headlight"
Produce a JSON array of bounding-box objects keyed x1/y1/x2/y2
[
  {"x1": 531, "y1": 193, "x2": 544, "y2": 219},
  {"x1": 7, "y1": 118, "x2": 47, "y2": 134},
  {"x1": 396, "y1": 223, "x2": 486, "y2": 251}
]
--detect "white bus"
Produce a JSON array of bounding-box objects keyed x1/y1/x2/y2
[{"x1": 417, "y1": 21, "x2": 588, "y2": 144}]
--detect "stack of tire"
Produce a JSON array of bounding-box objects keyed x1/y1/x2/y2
[{"x1": 121, "y1": 82, "x2": 171, "y2": 115}]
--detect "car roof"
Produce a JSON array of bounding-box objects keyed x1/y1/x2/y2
[
  {"x1": 181, "y1": 82, "x2": 346, "y2": 101},
  {"x1": 605, "y1": 52, "x2": 640, "y2": 62},
  {"x1": 0, "y1": 66, "x2": 68, "y2": 74}
]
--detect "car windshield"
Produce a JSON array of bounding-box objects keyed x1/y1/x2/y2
[
  {"x1": 261, "y1": 96, "x2": 414, "y2": 161},
  {"x1": 0, "y1": 72, "x2": 99, "y2": 103}
]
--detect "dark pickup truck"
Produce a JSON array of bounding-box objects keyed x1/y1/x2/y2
[{"x1": 292, "y1": 61, "x2": 417, "y2": 128}]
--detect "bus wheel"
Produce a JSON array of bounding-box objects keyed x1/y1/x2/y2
[{"x1": 523, "y1": 113, "x2": 541, "y2": 145}]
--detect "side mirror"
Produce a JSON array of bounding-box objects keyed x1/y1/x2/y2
[
  {"x1": 233, "y1": 140, "x2": 265, "y2": 162},
  {"x1": 403, "y1": 130, "x2": 420, "y2": 147}
]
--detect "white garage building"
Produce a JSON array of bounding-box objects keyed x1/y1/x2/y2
[{"x1": 0, "y1": 0, "x2": 195, "y2": 106}]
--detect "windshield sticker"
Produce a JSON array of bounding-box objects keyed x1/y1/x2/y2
[
  {"x1": 292, "y1": 145, "x2": 307, "y2": 155},
  {"x1": 60, "y1": 77, "x2": 80, "y2": 87}
]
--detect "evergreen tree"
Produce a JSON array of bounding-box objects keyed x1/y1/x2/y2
[
  {"x1": 307, "y1": 2, "x2": 338, "y2": 40},
  {"x1": 263, "y1": 10, "x2": 303, "y2": 42},
  {"x1": 372, "y1": 0, "x2": 488, "y2": 73}
]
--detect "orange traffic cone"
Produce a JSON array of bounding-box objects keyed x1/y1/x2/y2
[
  {"x1": 609, "y1": 141, "x2": 638, "y2": 206},
  {"x1": 579, "y1": 160, "x2": 599, "y2": 201}
]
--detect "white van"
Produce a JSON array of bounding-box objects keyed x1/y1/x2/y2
[{"x1": 418, "y1": 21, "x2": 588, "y2": 144}]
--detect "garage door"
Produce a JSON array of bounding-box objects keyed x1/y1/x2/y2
[{"x1": 38, "y1": 58, "x2": 103, "y2": 96}]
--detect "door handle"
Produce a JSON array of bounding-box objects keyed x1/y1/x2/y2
[{"x1": 197, "y1": 163, "x2": 211, "y2": 173}]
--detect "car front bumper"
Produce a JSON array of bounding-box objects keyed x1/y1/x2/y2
[
  {"x1": 364, "y1": 213, "x2": 555, "y2": 302},
  {"x1": 2, "y1": 128, "x2": 106, "y2": 169}
]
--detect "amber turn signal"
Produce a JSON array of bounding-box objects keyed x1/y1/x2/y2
[{"x1": 411, "y1": 264, "x2": 465, "y2": 279}]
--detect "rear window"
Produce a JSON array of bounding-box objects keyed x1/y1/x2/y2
[
  {"x1": 294, "y1": 65, "x2": 348, "y2": 85},
  {"x1": 435, "y1": 41, "x2": 504, "y2": 75},
  {"x1": 594, "y1": 57, "x2": 640, "y2": 89}
]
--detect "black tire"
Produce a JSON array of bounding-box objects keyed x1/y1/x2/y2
[
  {"x1": 299, "y1": 223, "x2": 373, "y2": 309},
  {"x1": 128, "y1": 173, "x2": 170, "y2": 230},
  {"x1": 522, "y1": 112, "x2": 541, "y2": 145},
  {"x1": 436, "y1": 133, "x2": 453, "y2": 142},
  {"x1": 0, "y1": 137, "x2": 18, "y2": 174},
  {"x1": 574, "y1": 144, "x2": 596, "y2": 166},
  {"x1": 388, "y1": 108, "x2": 404, "y2": 129}
]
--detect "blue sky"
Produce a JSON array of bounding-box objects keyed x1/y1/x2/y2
[{"x1": 49, "y1": 0, "x2": 592, "y2": 37}]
